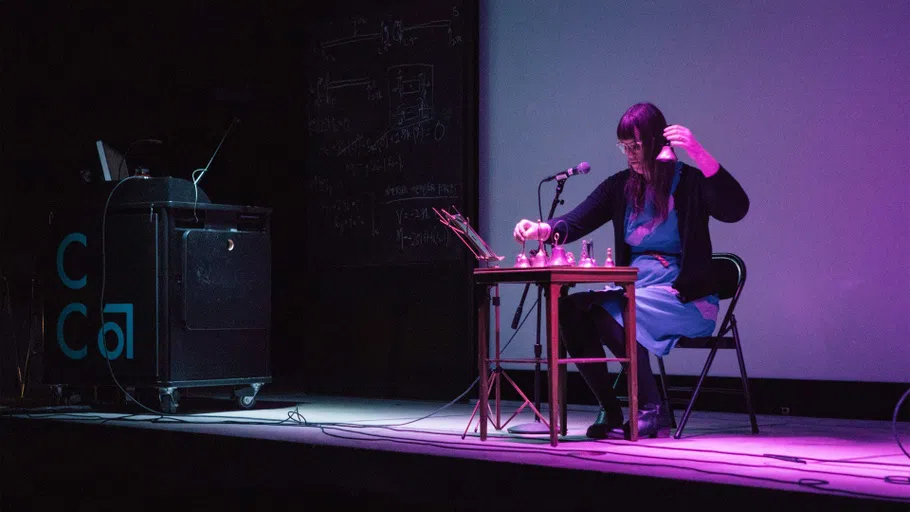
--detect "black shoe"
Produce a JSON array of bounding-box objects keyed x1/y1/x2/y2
[
  {"x1": 585, "y1": 405, "x2": 624, "y2": 439},
  {"x1": 609, "y1": 403, "x2": 670, "y2": 440}
]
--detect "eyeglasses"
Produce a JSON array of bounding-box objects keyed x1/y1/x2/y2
[{"x1": 616, "y1": 140, "x2": 644, "y2": 155}]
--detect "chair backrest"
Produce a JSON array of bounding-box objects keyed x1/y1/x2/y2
[{"x1": 711, "y1": 253, "x2": 746, "y2": 336}]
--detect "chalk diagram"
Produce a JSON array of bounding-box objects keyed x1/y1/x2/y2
[
  {"x1": 310, "y1": 17, "x2": 455, "y2": 122},
  {"x1": 388, "y1": 64, "x2": 433, "y2": 128}
]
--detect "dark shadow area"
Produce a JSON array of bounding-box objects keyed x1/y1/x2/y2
[
  {"x1": 2, "y1": 416, "x2": 903, "y2": 511},
  {"x1": 1, "y1": 1, "x2": 479, "y2": 405}
]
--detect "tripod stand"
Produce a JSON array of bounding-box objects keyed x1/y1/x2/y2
[
  {"x1": 18, "y1": 277, "x2": 40, "y2": 400},
  {"x1": 0, "y1": 268, "x2": 42, "y2": 402},
  {"x1": 462, "y1": 283, "x2": 550, "y2": 438},
  {"x1": 431, "y1": 205, "x2": 553, "y2": 436},
  {"x1": 0, "y1": 272, "x2": 23, "y2": 400},
  {"x1": 507, "y1": 176, "x2": 569, "y2": 434}
]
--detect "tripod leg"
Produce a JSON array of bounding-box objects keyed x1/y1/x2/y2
[
  {"x1": 463, "y1": 369, "x2": 501, "y2": 438},
  {"x1": 0, "y1": 278, "x2": 4, "y2": 396},
  {"x1": 0, "y1": 276, "x2": 20, "y2": 397},
  {"x1": 498, "y1": 398, "x2": 530, "y2": 430},
  {"x1": 20, "y1": 278, "x2": 36, "y2": 399},
  {"x1": 487, "y1": 371, "x2": 503, "y2": 430},
  {"x1": 3, "y1": 278, "x2": 24, "y2": 394},
  {"x1": 462, "y1": 391, "x2": 483, "y2": 439},
  {"x1": 500, "y1": 370, "x2": 549, "y2": 427}
]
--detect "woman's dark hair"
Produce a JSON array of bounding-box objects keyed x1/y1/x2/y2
[{"x1": 617, "y1": 102, "x2": 675, "y2": 222}]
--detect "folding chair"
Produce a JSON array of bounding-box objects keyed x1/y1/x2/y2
[
  {"x1": 611, "y1": 253, "x2": 759, "y2": 439},
  {"x1": 659, "y1": 252, "x2": 759, "y2": 439}
]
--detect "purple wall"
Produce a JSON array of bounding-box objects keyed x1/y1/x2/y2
[{"x1": 479, "y1": 0, "x2": 910, "y2": 382}]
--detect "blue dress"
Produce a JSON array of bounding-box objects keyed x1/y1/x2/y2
[{"x1": 573, "y1": 162, "x2": 719, "y2": 357}]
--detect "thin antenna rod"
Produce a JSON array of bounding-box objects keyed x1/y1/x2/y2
[{"x1": 196, "y1": 117, "x2": 240, "y2": 183}]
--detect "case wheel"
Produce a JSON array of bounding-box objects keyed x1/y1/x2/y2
[
  {"x1": 237, "y1": 395, "x2": 256, "y2": 409},
  {"x1": 233, "y1": 383, "x2": 263, "y2": 409},
  {"x1": 157, "y1": 388, "x2": 180, "y2": 414}
]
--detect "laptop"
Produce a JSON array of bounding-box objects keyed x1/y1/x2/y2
[{"x1": 95, "y1": 140, "x2": 128, "y2": 181}]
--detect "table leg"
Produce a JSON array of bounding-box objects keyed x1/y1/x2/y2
[
  {"x1": 478, "y1": 283, "x2": 490, "y2": 441},
  {"x1": 546, "y1": 283, "x2": 560, "y2": 446},
  {"x1": 623, "y1": 283, "x2": 638, "y2": 441},
  {"x1": 558, "y1": 338, "x2": 567, "y2": 437},
  {"x1": 493, "y1": 284, "x2": 502, "y2": 428},
  {"x1": 559, "y1": 285, "x2": 569, "y2": 436}
]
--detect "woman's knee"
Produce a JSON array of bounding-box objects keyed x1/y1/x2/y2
[
  {"x1": 558, "y1": 294, "x2": 580, "y2": 316},
  {"x1": 558, "y1": 296, "x2": 589, "y2": 351}
]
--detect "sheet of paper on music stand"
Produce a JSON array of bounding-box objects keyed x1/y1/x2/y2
[{"x1": 434, "y1": 207, "x2": 504, "y2": 262}]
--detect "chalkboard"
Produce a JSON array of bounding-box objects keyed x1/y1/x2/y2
[{"x1": 303, "y1": 1, "x2": 476, "y2": 266}]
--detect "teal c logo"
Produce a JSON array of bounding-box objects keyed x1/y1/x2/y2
[
  {"x1": 56, "y1": 231, "x2": 135, "y2": 360},
  {"x1": 57, "y1": 302, "x2": 88, "y2": 359},
  {"x1": 57, "y1": 232, "x2": 87, "y2": 290}
]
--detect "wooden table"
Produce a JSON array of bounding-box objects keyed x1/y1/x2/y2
[{"x1": 474, "y1": 266, "x2": 640, "y2": 446}]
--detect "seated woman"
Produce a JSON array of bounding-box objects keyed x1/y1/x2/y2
[{"x1": 513, "y1": 102, "x2": 749, "y2": 439}]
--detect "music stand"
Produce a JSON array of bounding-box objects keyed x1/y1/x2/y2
[
  {"x1": 433, "y1": 206, "x2": 549, "y2": 436},
  {"x1": 433, "y1": 206, "x2": 504, "y2": 265}
]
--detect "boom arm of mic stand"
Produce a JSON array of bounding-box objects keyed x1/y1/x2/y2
[
  {"x1": 510, "y1": 283, "x2": 530, "y2": 329},
  {"x1": 510, "y1": 177, "x2": 568, "y2": 329},
  {"x1": 546, "y1": 178, "x2": 568, "y2": 221}
]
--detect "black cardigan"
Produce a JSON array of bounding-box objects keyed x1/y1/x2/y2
[{"x1": 546, "y1": 163, "x2": 749, "y2": 302}]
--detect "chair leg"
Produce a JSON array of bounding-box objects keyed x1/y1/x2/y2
[
  {"x1": 674, "y1": 345, "x2": 719, "y2": 439},
  {"x1": 656, "y1": 357, "x2": 676, "y2": 429},
  {"x1": 732, "y1": 321, "x2": 759, "y2": 434}
]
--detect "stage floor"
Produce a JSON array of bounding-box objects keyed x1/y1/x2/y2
[{"x1": 2, "y1": 388, "x2": 909, "y2": 509}]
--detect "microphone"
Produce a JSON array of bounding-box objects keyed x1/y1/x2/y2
[{"x1": 542, "y1": 162, "x2": 590, "y2": 182}]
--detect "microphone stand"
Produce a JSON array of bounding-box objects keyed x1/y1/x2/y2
[{"x1": 508, "y1": 176, "x2": 567, "y2": 434}]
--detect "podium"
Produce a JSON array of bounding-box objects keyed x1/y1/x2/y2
[{"x1": 44, "y1": 177, "x2": 272, "y2": 412}]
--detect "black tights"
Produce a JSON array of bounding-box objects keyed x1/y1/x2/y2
[{"x1": 559, "y1": 295, "x2": 662, "y2": 413}]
